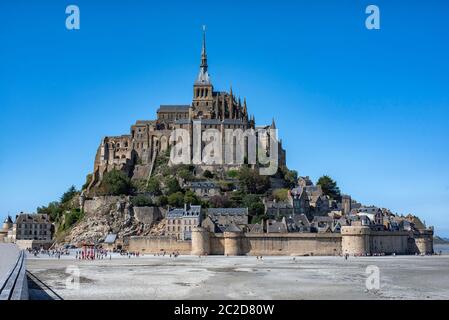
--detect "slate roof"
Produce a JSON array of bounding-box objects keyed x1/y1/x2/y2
[
  {"x1": 247, "y1": 223, "x2": 264, "y2": 233},
  {"x1": 292, "y1": 214, "x2": 310, "y2": 227},
  {"x1": 167, "y1": 208, "x2": 185, "y2": 218},
  {"x1": 208, "y1": 208, "x2": 248, "y2": 216},
  {"x1": 189, "y1": 181, "x2": 219, "y2": 189},
  {"x1": 157, "y1": 105, "x2": 190, "y2": 113},
  {"x1": 266, "y1": 220, "x2": 288, "y2": 233},
  {"x1": 104, "y1": 233, "x2": 117, "y2": 244},
  {"x1": 15, "y1": 213, "x2": 50, "y2": 224},
  {"x1": 223, "y1": 224, "x2": 242, "y2": 232},
  {"x1": 167, "y1": 205, "x2": 201, "y2": 218}
]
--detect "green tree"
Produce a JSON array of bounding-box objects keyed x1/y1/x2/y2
[
  {"x1": 102, "y1": 169, "x2": 132, "y2": 195},
  {"x1": 184, "y1": 190, "x2": 201, "y2": 205},
  {"x1": 60, "y1": 185, "x2": 78, "y2": 204},
  {"x1": 251, "y1": 214, "x2": 268, "y2": 224},
  {"x1": 168, "y1": 192, "x2": 185, "y2": 207},
  {"x1": 242, "y1": 194, "x2": 265, "y2": 216},
  {"x1": 316, "y1": 175, "x2": 341, "y2": 201},
  {"x1": 283, "y1": 168, "x2": 298, "y2": 188},
  {"x1": 146, "y1": 177, "x2": 162, "y2": 195},
  {"x1": 165, "y1": 177, "x2": 181, "y2": 194},
  {"x1": 227, "y1": 170, "x2": 239, "y2": 179},
  {"x1": 156, "y1": 195, "x2": 168, "y2": 207},
  {"x1": 273, "y1": 188, "x2": 289, "y2": 202},
  {"x1": 37, "y1": 201, "x2": 63, "y2": 222},
  {"x1": 238, "y1": 167, "x2": 269, "y2": 194},
  {"x1": 229, "y1": 190, "x2": 244, "y2": 207}
]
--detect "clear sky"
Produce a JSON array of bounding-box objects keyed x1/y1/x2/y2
[{"x1": 0, "y1": 0, "x2": 448, "y2": 236}]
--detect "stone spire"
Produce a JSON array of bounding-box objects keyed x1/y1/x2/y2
[
  {"x1": 271, "y1": 118, "x2": 276, "y2": 129},
  {"x1": 195, "y1": 25, "x2": 211, "y2": 85},
  {"x1": 243, "y1": 98, "x2": 247, "y2": 116},
  {"x1": 200, "y1": 25, "x2": 207, "y2": 71},
  {"x1": 229, "y1": 86, "x2": 234, "y2": 119}
]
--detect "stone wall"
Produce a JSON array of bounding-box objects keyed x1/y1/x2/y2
[
  {"x1": 83, "y1": 196, "x2": 123, "y2": 215},
  {"x1": 192, "y1": 228, "x2": 342, "y2": 256},
  {"x1": 128, "y1": 236, "x2": 191, "y2": 254},
  {"x1": 15, "y1": 240, "x2": 53, "y2": 250},
  {"x1": 129, "y1": 226, "x2": 433, "y2": 256},
  {"x1": 133, "y1": 207, "x2": 163, "y2": 225},
  {"x1": 341, "y1": 226, "x2": 433, "y2": 255},
  {"x1": 241, "y1": 233, "x2": 342, "y2": 256}
]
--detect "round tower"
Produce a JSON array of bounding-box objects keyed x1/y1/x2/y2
[
  {"x1": 224, "y1": 231, "x2": 243, "y2": 256},
  {"x1": 191, "y1": 227, "x2": 210, "y2": 256},
  {"x1": 414, "y1": 229, "x2": 434, "y2": 255},
  {"x1": 341, "y1": 226, "x2": 371, "y2": 256},
  {"x1": 2, "y1": 216, "x2": 13, "y2": 231}
]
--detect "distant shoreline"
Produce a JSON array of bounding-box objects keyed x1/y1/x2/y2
[{"x1": 434, "y1": 236, "x2": 449, "y2": 245}]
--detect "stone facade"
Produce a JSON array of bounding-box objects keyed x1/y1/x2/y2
[
  {"x1": 166, "y1": 205, "x2": 202, "y2": 240},
  {"x1": 12, "y1": 213, "x2": 52, "y2": 242}
]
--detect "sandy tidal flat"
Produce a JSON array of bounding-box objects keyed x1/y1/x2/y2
[{"x1": 26, "y1": 254, "x2": 449, "y2": 300}]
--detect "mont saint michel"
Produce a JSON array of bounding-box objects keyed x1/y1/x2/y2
[{"x1": 1, "y1": 0, "x2": 449, "y2": 303}]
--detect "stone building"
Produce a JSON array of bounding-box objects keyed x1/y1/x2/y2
[
  {"x1": 186, "y1": 181, "x2": 220, "y2": 198},
  {"x1": 207, "y1": 208, "x2": 248, "y2": 226},
  {"x1": 166, "y1": 205, "x2": 202, "y2": 240},
  {"x1": 0, "y1": 216, "x2": 13, "y2": 242},
  {"x1": 87, "y1": 30, "x2": 286, "y2": 191},
  {"x1": 12, "y1": 213, "x2": 53, "y2": 241}
]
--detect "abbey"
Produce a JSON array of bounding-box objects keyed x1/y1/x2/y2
[{"x1": 87, "y1": 30, "x2": 286, "y2": 191}]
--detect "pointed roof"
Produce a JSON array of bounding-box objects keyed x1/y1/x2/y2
[
  {"x1": 224, "y1": 223, "x2": 242, "y2": 232},
  {"x1": 271, "y1": 118, "x2": 276, "y2": 129},
  {"x1": 195, "y1": 26, "x2": 211, "y2": 85}
]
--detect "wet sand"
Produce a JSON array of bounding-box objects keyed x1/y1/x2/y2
[{"x1": 26, "y1": 254, "x2": 449, "y2": 300}]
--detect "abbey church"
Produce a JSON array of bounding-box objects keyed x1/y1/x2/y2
[{"x1": 87, "y1": 31, "x2": 286, "y2": 190}]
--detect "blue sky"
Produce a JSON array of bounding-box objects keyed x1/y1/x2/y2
[{"x1": 0, "y1": 0, "x2": 448, "y2": 236}]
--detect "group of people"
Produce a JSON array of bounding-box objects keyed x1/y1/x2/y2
[
  {"x1": 153, "y1": 251, "x2": 180, "y2": 258},
  {"x1": 75, "y1": 249, "x2": 111, "y2": 260},
  {"x1": 26, "y1": 247, "x2": 70, "y2": 258}
]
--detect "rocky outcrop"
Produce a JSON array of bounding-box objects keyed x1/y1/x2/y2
[{"x1": 60, "y1": 196, "x2": 165, "y2": 246}]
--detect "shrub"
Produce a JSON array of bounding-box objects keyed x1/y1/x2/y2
[
  {"x1": 64, "y1": 209, "x2": 84, "y2": 230},
  {"x1": 102, "y1": 169, "x2": 132, "y2": 195},
  {"x1": 273, "y1": 188, "x2": 289, "y2": 202},
  {"x1": 227, "y1": 170, "x2": 239, "y2": 179},
  {"x1": 82, "y1": 174, "x2": 93, "y2": 190},
  {"x1": 131, "y1": 195, "x2": 153, "y2": 207},
  {"x1": 203, "y1": 170, "x2": 214, "y2": 179}
]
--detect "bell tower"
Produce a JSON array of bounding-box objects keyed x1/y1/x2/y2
[{"x1": 193, "y1": 26, "x2": 214, "y2": 118}]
